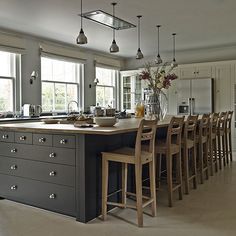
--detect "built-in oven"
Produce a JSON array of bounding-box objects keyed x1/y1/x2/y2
[{"x1": 178, "y1": 104, "x2": 189, "y2": 115}]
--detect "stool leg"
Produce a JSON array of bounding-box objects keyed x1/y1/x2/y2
[
  {"x1": 218, "y1": 135, "x2": 222, "y2": 170},
  {"x1": 121, "y1": 163, "x2": 128, "y2": 207},
  {"x1": 193, "y1": 145, "x2": 198, "y2": 189},
  {"x1": 222, "y1": 135, "x2": 226, "y2": 167},
  {"x1": 149, "y1": 160, "x2": 157, "y2": 217},
  {"x1": 135, "y1": 163, "x2": 143, "y2": 227},
  {"x1": 156, "y1": 154, "x2": 162, "y2": 189},
  {"x1": 167, "y1": 154, "x2": 173, "y2": 207},
  {"x1": 183, "y1": 147, "x2": 190, "y2": 194},
  {"x1": 102, "y1": 158, "x2": 109, "y2": 220},
  {"x1": 213, "y1": 138, "x2": 218, "y2": 172},
  {"x1": 229, "y1": 132, "x2": 233, "y2": 162},
  {"x1": 199, "y1": 141, "x2": 204, "y2": 184},
  {"x1": 225, "y1": 133, "x2": 229, "y2": 165},
  {"x1": 205, "y1": 141, "x2": 209, "y2": 180},
  {"x1": 209, "y1": 138, "x2": 214, "y2": 176},
  {"x1": 176, "y1": 152, "x2": 183, "y2": 200}
]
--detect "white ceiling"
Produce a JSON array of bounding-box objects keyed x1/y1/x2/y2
[{"x1": 0, "y1": 0, "x2": 235, "y2": 58}]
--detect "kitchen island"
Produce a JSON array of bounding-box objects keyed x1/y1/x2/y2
[{"x1": 0, "y1": 117, "x2": 171, "y2": 223}]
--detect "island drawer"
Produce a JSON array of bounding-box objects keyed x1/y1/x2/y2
[
  {"x1": 0, "y1": 131, "x2": 14, "y2": 143},
  {"x1": 15, "y1": 132, "x2": 32, "y2": 144},
  {"x1": 33, "y1": 133, "x2": 52, "y2": 146},
  {"x1": 0, "y1": 156, "x2": 75, "y2": 187},
  {"x1": 0, "y1": 143, "x2": 75, "y2": 166},
  {"x1": 53, "y1": 135, "x2": 75, "y2": 149},
  {"x1": 0, "y1": 174, "x2": 76, "y2": 216}
]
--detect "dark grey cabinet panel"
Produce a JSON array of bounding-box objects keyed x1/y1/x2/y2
[
  {"x1": 0, "y1": 174, "x2": 76, "y2": 216},
  {"x1": 33, "y1": 133, "x2": 53, "y2": 146},
  {"x1": 0, "y1": 131, "x2": 14, "y2": 143},
  {"x1": 0, "y1": 142, "x2": 75, "y2": 166},
  {"x1": 53, "y1": 135, "x2": 75, "y2": 149},
  {"x1": 0, "y1": 156, "x2": 75, "y2": 187},
  {"x1": 15, "y1": 132, "x2": 32, "y2": 144}
]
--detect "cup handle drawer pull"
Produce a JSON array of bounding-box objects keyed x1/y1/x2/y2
[
  {"x1": 49, "y1": 193, "x2": 56, "y2": 199},
  {"x1": 39, "y1": 137, "x2": 46, "y2": 143},
  {"x1": 10, "y1": 185, "x2": 17, "y2": 190},
  {"x1": 11, "y1": 148, "x2": 17, "y2": 153},
  {"x1": 19, "y1": 136, "x2": 26, "y2": 141},
  {"x1": 49, "y1": 171, "x2": 56, "y2": 176},
  {"x1": 10, "y1": 165, "x2": 17, "y2": 170},
  {"x1": 2, "y1": 134, "x2": 8, "y2": 139},
  {"x1": 60, "y1": 139, "x2": 67, "y2": 145},
  {"x1": 49, "y1": 153, "x2": 56, "y2": 158}
]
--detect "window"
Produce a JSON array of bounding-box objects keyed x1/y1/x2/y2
[
  {"x1": 0, "y1": 51, "x2": 19, "y2": 113},
  {"x1": 41, "y1": 57, "x2": 83, "y2": 112},
  {"x1": 96, "y1": 67, "x2": 118, "y2": 108}
]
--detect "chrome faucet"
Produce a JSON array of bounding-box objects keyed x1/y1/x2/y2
[{"x1": 67, "y1": 100, "x2": 79, "y2": 115}]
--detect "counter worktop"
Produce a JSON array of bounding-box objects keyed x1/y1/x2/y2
[{"x1": 0, "y1": 116, "x2": 173, "y2": 135}]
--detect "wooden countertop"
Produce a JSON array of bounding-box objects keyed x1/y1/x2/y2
[{"x1": 0, "y1": 116, "x2": 173, "y2": 135}]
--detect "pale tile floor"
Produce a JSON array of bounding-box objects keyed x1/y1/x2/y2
[{"x1": 0, "y1": 158, "x2": 236, "y2": 236}]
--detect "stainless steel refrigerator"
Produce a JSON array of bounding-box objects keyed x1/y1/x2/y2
[{"x1": 177, "y1": 78, "x2": 213, "y2": 115}]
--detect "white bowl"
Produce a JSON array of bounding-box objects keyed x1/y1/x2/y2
[{"x1": 94, "y1": 117, "x2": 118, "y2": 127}]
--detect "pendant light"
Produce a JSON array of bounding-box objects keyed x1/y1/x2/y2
[
  {"x1": 76, "y1": 0, "x2": 88, "y2": 45},
  {"x1": 109, "y1": 2, "x2": 119, "y2": 53},
  {"x1": 171, "y1": 33, "x2": 178, "y2": 68},
  {"x1": 136, "y1": 15, "x2": 144, "y2": 59},
  {"x1": 155, "y1": 25, "x2": 162, "y2": 64}
]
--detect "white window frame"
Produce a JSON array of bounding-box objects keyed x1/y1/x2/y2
[
  {"x1": 95, "y1": 66, "x2": 119, "y2": 108},
  {"x1": 41, "y1": 56, "x2": 84, "y2": 113},
  {"x1": 0, "y1": 52, "x2": 21, "y2": 113}
]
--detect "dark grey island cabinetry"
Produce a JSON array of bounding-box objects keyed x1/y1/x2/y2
[
  {"x1": 0, "y1": 118, "x2": 170, "y2": 223},
  {"x1": 0, "y1": 131, "x2": 76, "y2": 217}
]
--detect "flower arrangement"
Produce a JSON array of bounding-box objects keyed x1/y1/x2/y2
[{"x1": 139, "y1": 62, "x2": 178, "y2": 94}]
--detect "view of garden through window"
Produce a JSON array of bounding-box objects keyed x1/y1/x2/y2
[
  {"x1": 41, "y1": 57, "x2": 82, "y2": 112},
  {"x1": 96, "y1": 67, "x2": 116, "y2": 108},
  {"x1": 0, "y1": 51, "x2": 15, "y2": 112}
]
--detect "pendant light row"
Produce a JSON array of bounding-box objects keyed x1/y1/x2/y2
[{"x1": 76, "y1": 0, "x2": 177, "y2": 67}]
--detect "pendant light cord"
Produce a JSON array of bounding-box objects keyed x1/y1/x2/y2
[
  {"x1": 137, "y1": 16, "x2": 142, "y2": 49},
  {"x1": 157, "y1": 25, "x2": 161, "y2": 56},
  {"x1": 172, "y1": 33, "x2": 176, "y2": 60},
  {"x1": 112, "y1": 3, "x2": 117, "y2": 40},
  {"x1": 81, "y1": 0, "x2": 83, "y2": 28}
]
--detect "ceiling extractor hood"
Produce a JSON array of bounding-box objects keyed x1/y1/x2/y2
[{"x1": 80, "y1": 10, "x2": 136, "y2": 30}]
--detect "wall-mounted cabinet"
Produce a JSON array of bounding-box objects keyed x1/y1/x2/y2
[{"x1": 179, "y1": 65, "x2": 212, "y2": 79}]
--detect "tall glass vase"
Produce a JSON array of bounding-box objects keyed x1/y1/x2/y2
[{"x1": 145, "y1": 90, "x2": 168, "y2": 121}]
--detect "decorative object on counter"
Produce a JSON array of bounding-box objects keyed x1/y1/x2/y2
[
  {"x1": 94, "y1": 116, "x2": 118, "y2": 127},
  {"x1": 155, "y1": 25, "x2": 162, "y2": 64},
  {"x1": 139, "y1": 62, "x2": 178, "y2": 120},
  {"x1": 135, "y1": 101, "x2": 145, "y2": 118},
  {"x1": 136, "y1": 15, "x2": 144, "y2": 59},
  {"x1": 30, "y1": 70, "x2": 38, "y2": 84},
  {"x1": 105, "y1": 107, "x2": 116, "y2": 117},
  {"x1": 42, "y1": 118, "x2": 60, "y2": 124},
  {"x1": 76, "y1": 0, "x2": 88, "y2": 45},
  {"x1": 109, "y1": 3, "x2": 119, "y2": 53}
]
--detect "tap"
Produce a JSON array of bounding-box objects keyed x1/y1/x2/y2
[{"x1": 67, "y1": 100, "x2": 79, "y2": 115}]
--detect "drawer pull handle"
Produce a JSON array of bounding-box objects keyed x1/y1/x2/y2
[
  {"x1": 49, "y1": 194, "x2": 56, "y2": 199},
  {"x1": 2, "y1": 134, "x2": 8, "y2": 139},
  {"x1": 49, "y1": 171, "x2": 56, "y2": 176},
  {"x1": 60, "y1": 139, "x2": 67, "y2": 145},
  {"x1": 19, "y1": 136, "x2": 26, "y2": 141},
  {"x1": 11, "y1": 148, "x2": 17, "y2": 153},
  {"x1": 49, "y1": 152, "x2": 56, "y2": 158},
  {"x1": 10, "y1": 165, "x2": 17, "y2": 170},
  {"x1": 39, "y1": 137, "x2": 46, "y2": 143},
  {"x1": 10, "y1": 185, "x2": 17, "y2": 190}
]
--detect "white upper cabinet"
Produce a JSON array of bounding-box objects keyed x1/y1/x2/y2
[{"x1": 180, "y1": 65, "x2": 212, "y2": 79}]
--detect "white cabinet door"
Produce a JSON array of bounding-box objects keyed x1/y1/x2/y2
[
  {"x1": 214, "y1": 64, "x2": 232, "y2": 112},
  {"x1": 179, "y1": 65, "x2": 212, "y2": 79},
  {"x1": 179, "y1": 67, "x2": 195, "y2": 79},
  {"x1": 167, "y1": 79, "x2": 178, "y2": 115}
]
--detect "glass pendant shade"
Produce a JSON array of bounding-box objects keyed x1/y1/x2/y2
[
  {"x1": 136, "y1": 48, "x2": 144, "y2": 59},
  {"x1": 110, "y1": 39, "x2": 119, "y2": 53},
  {"x1": 76, "y1": 0, "x2": 88, "y2": 45},
  {"x1": 77, "y1": 28, "x2": 88, "y2": 44},
  {"x1": 171, "y1": 58, "x2": 178, "y2": 68},
  {"x1": 155, "y1": 25, "x2": 162, "y2": 64}
]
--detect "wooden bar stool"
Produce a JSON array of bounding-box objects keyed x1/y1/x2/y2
[
  {"x1": 101, "y1": 119, "x2": 157, "y2": 227},
  {"x1": 182, "y1": 115, "x2": 198, "y2": 194},
  {"x1": 155, "y1": 116, "x2": 184, "y2": 207},
  {"x1": 216, "y1": 112, "x2": 227, "y2": 169},
  {"x1": 225, "y1": 111, "x2": 234, "y2": 163},
  {"x1": 196, "y1": 114, "x2": 210, "y2": 184},
  {"x1": 209, "y1": 113, "x2": 219, "y2": 175}
]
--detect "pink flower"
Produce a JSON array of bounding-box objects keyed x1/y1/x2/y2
[{"x1": 139, "y1": 71, "x2": 150, "y2": 80}]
